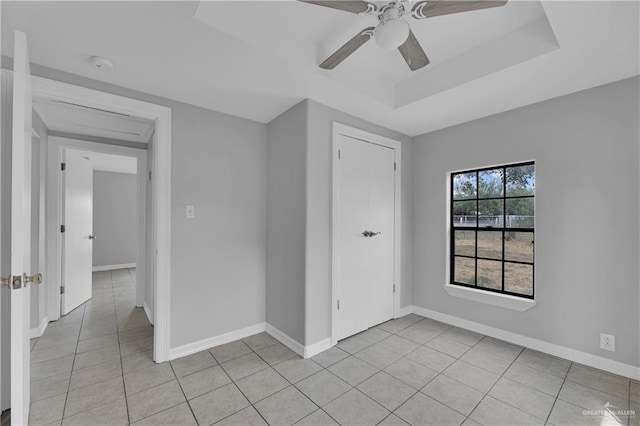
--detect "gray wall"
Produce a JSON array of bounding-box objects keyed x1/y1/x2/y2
[
  {"x1": 30, "y1": 112, "x2": 47, "y2": 329},
  {"x1": 305, "y1": 100, "x2": 413, "y2": 345},
  {"x1": 412, "y1": 77, "x2": 640, "y2": 367},
  {"x1": 265, "y1": 101, "x2": 308, "y2": 344},
  {"x1": 92, "y1": 171, "x2": 138, "y2": 268},
  {"x1": 15, "y1": 63, "x2": 268, "y2": 349},
  {"x1": 170, "y1": 100, "x2": 266, "y2": 347}
]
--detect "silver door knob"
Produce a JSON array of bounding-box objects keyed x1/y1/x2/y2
[
  {"x1": 24, "y1": 273, "x2": 43, "y2": 284},
  {"x1": 89, "y1": 235, "x2": 96, "y2": 240},
  {"x1": 362, "y1": 231, "x2": 381, "y2": 237}
]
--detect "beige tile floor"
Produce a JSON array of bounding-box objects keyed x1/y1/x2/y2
[{"x1": 26, "y1": 270, "x2": 638, "y2": 425}]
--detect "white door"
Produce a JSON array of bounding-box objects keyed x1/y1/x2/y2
[
  {"x1": 335, "y1": 134, "x2": 395, "y2": 340},
  {"x1": 10, "y1": 30, "x2": 34, "y2": 425},
  {"x1": 61, "y1": 149, "x2": 93, "y2": 315}
]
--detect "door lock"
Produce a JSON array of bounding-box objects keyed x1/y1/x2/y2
[
  {"x1": 1, "y1": 276, "x2": 23, "y2": 289},
  {"x1": 12, "y1": 275, "x2": 22, "y2": 289},
  {"x1": 24, "y1": 273, "x2": 43, "y2": 285},
  {"x1": 89, "y1": 235, "x2": 96, "y2": 240}
]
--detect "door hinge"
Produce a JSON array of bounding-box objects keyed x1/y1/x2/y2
[
  {"x1": 60, "y1": 225, "x2": 65, "y2": 233},
  {"x1": 60, "y1": 286, "x2": 65, "y2": 294},
  {"x1": 394, "y1": 162, "x2": 397, "y2": 171},
  {"x1": 60, "y1": 162, "x2": 66, "y2": 171},
  {"x1": 338, "y1": 149, "x2": 341, "y2": 160},
  {"x1": 148, "y1": 170, "x2": 152, "y2": 181},
  {"x1": 337, "y1": 300, "x2": 340, "y2": 310},
  {"x1": 393, "y1": 284, "x2": 396, "y2": 293}
]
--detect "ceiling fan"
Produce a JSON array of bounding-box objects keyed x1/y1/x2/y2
[{"x1": 299, "y1": 0, "x2": 508, "y2": 71}]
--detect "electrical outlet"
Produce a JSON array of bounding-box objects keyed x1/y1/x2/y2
[{"x1": 600, "y1": 333, "x2": 615, "y2": 352}]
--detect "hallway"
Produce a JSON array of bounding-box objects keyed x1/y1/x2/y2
[{"x1": 29, "y1": 268, "x2": 153, "y2": 424}]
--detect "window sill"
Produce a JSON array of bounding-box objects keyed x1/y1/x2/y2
[{"x1": 444, "y1": 284, "x2": 536, "y2": 312}]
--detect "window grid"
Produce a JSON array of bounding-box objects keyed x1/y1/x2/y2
[{"x1": 450, "y1": 161, "x2": 535, "y2": 299}]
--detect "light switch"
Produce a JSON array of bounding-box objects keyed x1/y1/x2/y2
[{"x1": 186, "y1": 205, "x2": 195, "y2": 219}]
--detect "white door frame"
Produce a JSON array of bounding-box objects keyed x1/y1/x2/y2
[
  {"x1": 331, "y1": 122, "x2": 402, "y2": 346},
  {"x1": 33, "y1": 75, "x2": 172, "y2": 363},
  {"x1": 51, "y1": 139, "x2": 147, "y2": 314}
]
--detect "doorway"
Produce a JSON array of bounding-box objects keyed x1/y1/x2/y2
[
  {"x1": 331, "y1": 123, "x2": 402, "y2": 345},
  {"x1": 55, "y1": 143, "x2": 147, "y2": 317},
  {"x1": 29, "y1": 74, "x2": 172, "y2": 364}
]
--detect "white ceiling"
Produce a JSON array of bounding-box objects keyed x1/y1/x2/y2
[
  {"x1": 2, "y1": 1, "x2": 638, "y2": 137},
  {"x1": 193, "y1": 0, "x2": 556, "y2": 107},
  {"x1": 34, "y1": 96, "x2": 155, "y2": 143},
  {"x1": 71, "y1": 150, "x2": 137, "y2": 175}
]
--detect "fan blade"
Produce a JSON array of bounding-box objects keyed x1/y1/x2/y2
[
  {"x1": 298, "y1": 0, "x2": 376, "y2": 14},
  {"x1": 412, "y1": 1, "x2": 508, "y2": 19},
  {"x1": 398, "y1": 30, "x2": 430, "y2": 71},
  {"x1": 320, "y1": 27, "x2": 374, "y2": 70}
]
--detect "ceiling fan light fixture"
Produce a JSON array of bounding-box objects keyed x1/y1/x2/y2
[{"x1": 374, "y1": 18, "x2": 409, "y2": 49}]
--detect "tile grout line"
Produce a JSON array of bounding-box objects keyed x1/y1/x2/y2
[
  {"x1": 367, "y1": 322, "x2": 526, "y2": 423},
  {"x1": 418, "y1": 332, "x2": 571, "y2": 406},
  {"x1": 459, "y1": 345, "x2": 526, "y2": 425},
  {"x1": 322, "y1": 321, "x2": 453, "y2": 424},
  {"x1": 337, "y1": 321, "x2": 486, "y2": 423},
  {"x1": 111, "y1": 270, "x2": 132, "y2": 425},
  {"x1": 314, "y1": 321, "x2": 466, "y2": 424},
  {"x1": 31, "y1": 270, "x2": 135, "y2": 423},
  {"x1": 383, "y1": 323, "x2": 482, "y2": 424},
  {"x1": 245, "y1": 339, "x2": 318, "y2": 423},
  {"x1": 213, "y1": 346, "x2": 273, "y2": 425},
  {"x1": 543, "y1": 360, "x2": 572, "y2": 426},
  {"x1": 628, "y1": 380, "x2": 631, "y2": 426},
  {"x1": 165, "y1": 361, "x2": 200, "y2": 425},
  {"x1": 243, "y1": 342, "x2": 340, "y2": 424},
  {"x1": 58, "y1": 294, "x2": 88, "y2": 423}
]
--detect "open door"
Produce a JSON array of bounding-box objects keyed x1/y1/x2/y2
[
  {"x1": 9, "y1": 30, "x2": 38, "y2": 426},
  {"x1": 61, "y1": 149, "x2": 93, "y2": 315}
]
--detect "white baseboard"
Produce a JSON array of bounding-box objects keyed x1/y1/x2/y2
[
  {"x1": 397, "y1": 305, "x2": 413, "y2": 318},
  {"x1": 265, "y1": 324, "x2": 305, "y2": 357},
  {"x1": 30, "y1": 316, "x2": 49, "y2": 339},
  {"x1": 93, "y1": 263, "x2": 136, "y2": 272},
  {"x1": 169, "y1": 321, "x2": 336, "y2": 362},
  {"x1": 409, "y1": 305, "x2": 640, "y2": 380},
  {"x1": 304, "y1": 338, "x2": 332, "y2": 358},
  {"x1": 169, "y1": 322, "x2": 266, "y2": 360},
  {"x1": 143, "y1": 302, "x2": 154, "y2": 326},
  {"x1": 265, "y1": 325, "x2": 333, "y2": 359}
]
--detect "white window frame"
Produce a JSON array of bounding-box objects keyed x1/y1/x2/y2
[{"x1": 445, "y1": 162, "x2": 537, "y2": 312}]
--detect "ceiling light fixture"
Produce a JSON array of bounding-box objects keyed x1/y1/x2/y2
[
  {"x1": 375, "y1": 18, "x2": 410, "y2": 49},
  {"x1": 90, "y1": 56, "x2": 114, "y2": 70},
  {"x1": 374, "y1": 6, "x2": 410, "y2": 49}
]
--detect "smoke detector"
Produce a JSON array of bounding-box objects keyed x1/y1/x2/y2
[{"x1": 90, "y1": 56, "x2": 114, "y2": 70}]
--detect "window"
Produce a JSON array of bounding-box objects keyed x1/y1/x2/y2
[{"x1": 450, "y1": 162, "x2": 535, "y2": 298}]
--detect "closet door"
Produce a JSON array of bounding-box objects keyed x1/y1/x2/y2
[{"x1": 335, "y1": 134, "x2": 395, "y2": 341}]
